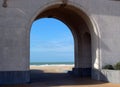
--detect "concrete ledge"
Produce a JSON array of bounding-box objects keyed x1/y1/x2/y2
[
  {"x1": 69, "y1": 68, "x2": 91, "y2": 77},
  {"x1": 92, "y1": 69, "x2": 100, "y2": 81},
  {"x1": 0, "y1": 71, "x2": 30, "y2": 84},
  {"x1": 100, "y1": 69, "x2": 120, "y2": 84}
]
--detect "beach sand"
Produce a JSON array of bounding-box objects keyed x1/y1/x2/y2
[{"x1": 1, "y1": 65, "x2": 120, "y2": 87}]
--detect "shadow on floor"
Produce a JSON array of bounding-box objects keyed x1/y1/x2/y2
[
  {"x1": 31, "y1": 69, "x2": 105, "y2": 84},
  {"x1": 1, "y1": 69, "x2": 106, "y2": 87}
]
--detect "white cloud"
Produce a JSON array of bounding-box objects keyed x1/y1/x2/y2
[{"x1": 30, "y1": 39, "x2": 74, "y2": 53}]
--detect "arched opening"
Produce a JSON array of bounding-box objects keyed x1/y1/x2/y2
[
  {"x1": 28, "y1": 4, "x2": 100, "y2": 81},
  {"x1": 30, "y1": 17, "x2": 74, "y2": 69}
]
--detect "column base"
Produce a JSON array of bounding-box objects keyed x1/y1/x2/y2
[
  {"x1": 0, "y1": 71, "x2": 30, "y2": 84},
  {"x1": 69, "y1": 68, "x2": 91, "y2": 77}
]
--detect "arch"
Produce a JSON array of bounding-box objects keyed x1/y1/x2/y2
[{"x1": 26, "y1": 1, "x2": 101, "y2": 78}]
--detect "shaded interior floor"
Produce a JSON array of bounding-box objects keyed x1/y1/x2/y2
[
  {"x1": 1, "y1": 69, "x2": 120, "y2": 87},
  {"x1": 30, "y1": 70, "x2": 103, "y2": 85}
]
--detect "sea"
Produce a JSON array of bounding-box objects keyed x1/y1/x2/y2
[{"x1": 30, "y1": 62, "x2": 74, "y2": 66}]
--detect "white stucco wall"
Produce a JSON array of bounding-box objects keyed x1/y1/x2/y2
[{"x1": 0, "y1": 0, "x2": 120, "y2": 71}]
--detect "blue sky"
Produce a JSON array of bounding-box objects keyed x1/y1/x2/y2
[{"x1": 30, "y1": 18, "x2": 74, "y2": 62}]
